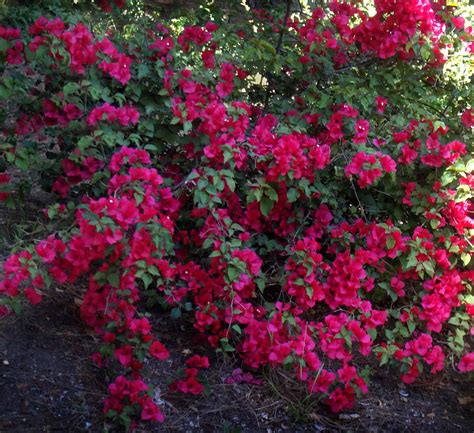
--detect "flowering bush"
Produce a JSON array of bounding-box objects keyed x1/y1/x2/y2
[{"x1": 0, "y1": 0, "x2": 473, "y2": 429}]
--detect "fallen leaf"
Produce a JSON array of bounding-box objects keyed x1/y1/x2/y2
[
  {"x1": 308, "y1": 413, "x2": 321, "y2": 421},
  {"x1": 457, "y1": 396, "x2": 474, "y2": 405},
  {"x1": 339, "y1": 413, "x2": 360, "y2": 420}
]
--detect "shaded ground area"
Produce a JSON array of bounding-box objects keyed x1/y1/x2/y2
[
  {"x1": 0, "y1": 296, "x2": 473, "y2": 433},
  {"x1": 0, "y1": 299, "x2": 107, "y2": 433}
]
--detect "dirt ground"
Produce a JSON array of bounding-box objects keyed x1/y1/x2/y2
[{"x1": 0, "y1": 295, "x2": 473, "y2": 433}]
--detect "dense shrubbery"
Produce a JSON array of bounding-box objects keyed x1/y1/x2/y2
[{"x1": 0, "y1": 0, "x2": 473, "y2": 429}]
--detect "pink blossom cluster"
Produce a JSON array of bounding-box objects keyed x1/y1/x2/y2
[
  {"x1": 344, "y1": 151, "x2": 396, "y2": 188},
  {"x1": 87, "y1": 103, "x2": 140, "y2": 127}
]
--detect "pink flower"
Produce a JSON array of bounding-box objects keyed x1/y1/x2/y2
[
  {"x1": 461, "y1": 108, "x2": 473, "y2": 128},
  {"x1": 115, "y1": 345, "x2": 133, "y2": 366},
  {"x1": 150, "y1": 340, "x2": 169, "y2": 360},
  {"x1": 0, "y1": 172, "x2": 10, "y2": 184},
  {"x1": 177, "y1": 25, "x2": 212, "y2": 52},
  {"x1": 205, "y1": 21, "x2": 218, "y2": 32},
  {"x1": 375, "y1": 96, "x2": 387, "y2": 114},
  {"x1": 130, "y1": 317, "x2": 152, "y2": 335},
  {"x1": 96, "y1": 38, "x2": 133, "y2": 85},
  {"x1": 87, "y1": 103, "x2": 139, "y2": 127},
  {"x1": 186, "y1": 355, "x2": 210, "y2": 368},
  {"x1": 170, "y1": 368, "x2": 204, "y2": 395},
  {"x1": 224, "y1": 368, "x2": 263, "y2": 385},
  {"x1": 451, "y1": 16, "x2": 465, "y2": 30},
  {"x1": 458, "y1": 353, "x2": 474, "y2": 372},
  {"x1": 141, "y1": 400, "x2": 164, "y2": 422},
  {"x1": 354, "y1": 119, "x2": 370, "y2": 144},
  {"x1": 24, "y1": 287, "x2": 42, "y2": 305},
  {"x1": 412, "y1": 333, "x2": 432, "y2": 356},
  {"x1": 201, "y1": 49, "x2": 215, "y2": 69},
  {"x1": 327, "y1": 386, "x2": 355, "y2": 412}
]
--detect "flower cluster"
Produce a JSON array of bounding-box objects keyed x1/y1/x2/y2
[
  {"x1": 344, "y1": 151, "x2": 396, "y2": 188},
  {"x1": 96, "y1": 38, "x2": 133, "y2": 85},
  {"x1": 87, "y1": 103, "x2": 140, "y2": 127},
  {"x1": 104, "y1": 376, "x2": 163, "y2": 423},
  {"x1": 52, "y1": 155, "x2": 104, "y2": 197},
  {"x1": 0, "y1": 172, "x2": 10, "y2": 201},
  {"x1": 27, "y1": 17, "x2": 133, "y2": 84}
]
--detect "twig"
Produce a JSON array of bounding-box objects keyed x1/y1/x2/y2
[
  {"x1": 263, "y1": 0, "x2": 292, "y2": 112},
  {"x1": 342, "y1": 152, "x2": 368, "y2": 221},
  {"x1": 441, "y1": 93, "x2": 456, "y2": 117}
]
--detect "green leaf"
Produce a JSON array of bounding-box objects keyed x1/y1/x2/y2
[
  {"x1": 461, "y1": 253, "x2": 471, "y2": 267},
  {"x1": 465, "y1": 159, "x2": 474, "y2": 173},
  {"x1": 420, "y1": 44, "x2": 431, "y2": 61},
  {"x1": 171, "y1": 307, "x2": 181, "y2": 319},
  {"x1": 367, "y1": 328, "x2": 377, "y2": 340},
  {"x1": 137, "y1": 63, "x2": 150, "y2": 79},
  {"x1": 141, "y1": 273, "x2": 153, "y2": 288},
  {"x1": 399, "y1": 325, "x2": 409, "y2": 338},
  {"x1": 405, "y1": 254, "x2": 418, "y2": 269},
  {"x1": 232, "y1": 324, "x2": 242, "y2": 334},
  {"x1": 147, "y1": 265, "x2": 160, "y2": 276},
  {"x1": 255, "y1": 278, "x2": 265, "y2": 292},
  {"x1": 287, "y1": 188, "x2": 299, "y2": 203},
  {"x1": 430, "y1": 219, "x2": 440, "y2": 230},
  {"x1": 63, "y1": 82, "x2": 80, "y2": 96},
  {"x1": 386, "y1": 236, "x2": 396, "y2": 250},
  {"x1": 183, "y1": 121, "x2": 192, "y2": 134},
  {"x1": 226, "y1": 177, "x2": 235, "y2": 192},
  {"x1": 265, "y1": 187, "x2": 278, "y2": 201},
  {"x1": 134, "y1": 192, "x2": 144, "y2": 205},
  {"x1": 448, "y1": 316, "x2": 460, "y2": 326},
  {"x1": 78, "y1": 136, "x2": 94, "y2": 152},
  {"x1": 441, "y1": 170, "x2": 456, "y2": 186},
  {"x1": 14, "y1": 156, "x2": 29, "y2": 171},
  {"x1": 454, "y1": 330, "x2": 465, "y2": 350},
  {"x1": 423, "y1": 261, "x2": 435, "y2": 277},
  {"x1": 227, "y1": 266, "x2": 241, "y2": 281},
  {"x1": 0, "y1": 38, "x2": 9, "y2": 52},
  {"x1": 259, "y1": 197, "x2": 274, "y2": 217},
  {"x1": 107, "y1": 273, "x2": 120, "y2": 288}
]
